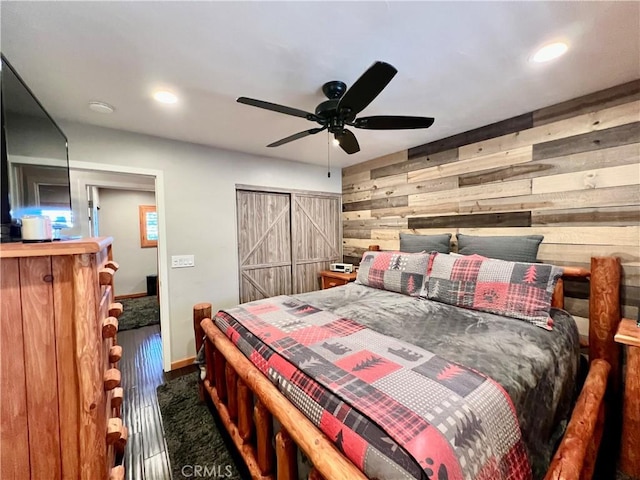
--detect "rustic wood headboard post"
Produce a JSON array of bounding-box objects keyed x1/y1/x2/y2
[{"x1": 589, "y1": 257, "x2": 621, "y2": 393}]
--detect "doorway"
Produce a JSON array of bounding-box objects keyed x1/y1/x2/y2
[
  {"x1": 90, "y1": 188, "x2": 158, "y2": 298},
  {"x1": 69, "y1": 161, "x2": 171, "y2": 371}
]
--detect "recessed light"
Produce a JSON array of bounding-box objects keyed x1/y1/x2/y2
[
  {"x1": 88, "y1": 101, "x2": 115, "y2": 114},
  {"x1": 153, "y1": 90, "x2": 178, "y2": 104},
  {"x1": 531, "y1": 42, "x2": 568, "y2": 63}
]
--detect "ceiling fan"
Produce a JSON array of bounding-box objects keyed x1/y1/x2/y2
[{"x1": 237, "y1": 61, "x2": 435, "y2": 155}]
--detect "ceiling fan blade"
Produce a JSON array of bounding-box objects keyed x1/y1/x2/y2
[
  {"x1": 337, "y1": 61, "x2": 398, "y2": 117},
  {"x1": 353, "y1": 115, "x2": 435, "y2": 130},
  {"x1": 335, "y1": 129, "x2": 360, "y2": 155},
  {"x1": 267, "y1": 127, "x2": 326, "y2": 148},
  {"x1": 237, "y1": 97, "x2": 316, "y2": 120}
]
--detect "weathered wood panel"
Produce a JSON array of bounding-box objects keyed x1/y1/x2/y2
[
  {"x1": 531, "y1": 163, "x2": 640, "y2": 195},
  {"x1": 459, "y1": 143, "x2": 640, "y2": 187},
  {"x1": 532, "y1": 122, "x2": 640, "y2": 161},
  {"x1": 408, "y1": 146, "x2": 532, "y2": 183},
  {"x1": 343, "y1": 217, "x2": 408, "y2": 229},
  {"x1": 409, "y1": 179, "x2": 532, "y2": 207},
  {"x1": 342, "y1": 82, "x2": 640, "y2": 329},
  {"x1": 532, "y1": 206, "x2": 640, "y2": 227},
  {"x1": 408, "y1": 113, "x2": 533, "y2": 158},
  {"x1": 343, "y1": 173, "x2": 407, "y2": 194},
  {"x1": 459, "y1": 101, "x2": 639, "y2": 160},
  {"x1": 342, "y1": 195, "x2": 408, "y2": 212},
  {"x1": 457, "y1": 226, "x2": 639, "y2": 246},
  {"x1": 370, "y1": 176, "x2": 459, "y2": 201},
  {"x1": 459, "y1": 185, "x2": 640, "y2": 214},
  {"x1": 341, "y1": 210, "x2": 371, "y2": 221},
  {"x1": 409, "y1": 212, "x2": 532, "y2": 229},
  {"x1": 533, "y1": 79, "x2": 640, "y2": 125},
  {"x1": 372, "y1": 149, "x2": 458, "y2": 178},
  {"x1": 342, "y1": 150, "x2": 407, "y2": 177}
]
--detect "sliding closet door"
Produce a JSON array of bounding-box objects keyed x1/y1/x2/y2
[
  {"x1": 292, "y1": 194, "x2": 341, "y2": 294},
  {"x1": 237, "y1": 191, "x2": 292, "y2": 303}
]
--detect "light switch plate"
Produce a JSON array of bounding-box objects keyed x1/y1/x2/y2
[{"x1": 171, "y1": 255, "x2": 195, "y2": 268}]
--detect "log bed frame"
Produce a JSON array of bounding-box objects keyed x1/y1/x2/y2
[{"x1": 193, "y1": 256, "x2": 623, "y2": 480}]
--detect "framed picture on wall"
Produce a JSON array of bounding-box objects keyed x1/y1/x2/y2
[{"x1": 139, "y1": 204, "x2": 158, "y2": 248}]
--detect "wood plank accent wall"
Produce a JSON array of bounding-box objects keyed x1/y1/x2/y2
[{"x1": 342, "y1": 80, "x2": 640, "y2": 332}]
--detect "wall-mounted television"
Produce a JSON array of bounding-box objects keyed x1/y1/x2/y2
[{"x1": 1, "y1": 54, "x2": 72, "y2": 242}]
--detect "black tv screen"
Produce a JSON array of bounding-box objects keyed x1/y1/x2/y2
[{"x1": 1, "y1": 54, "x2": 72, "y2": 241}]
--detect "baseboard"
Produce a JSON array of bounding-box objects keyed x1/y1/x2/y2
[
  {"x1": 171, "y1": 356, "x2": 196, "y2": 371},
  {"x1": 115, "y1": 292, "x2": 148, "y2": 300}
]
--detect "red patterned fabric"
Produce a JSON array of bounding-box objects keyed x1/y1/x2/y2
[
  {"x1": 215, "y1": 295, "x2": 532, "y2": 480},
  {"x1": 428, "y1": 253, "x2": 563, "y2": 329},
  {"x1": 356, "y1": 251, "x2": 430, "y2": 296}
]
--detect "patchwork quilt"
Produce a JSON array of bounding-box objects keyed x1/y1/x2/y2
[{"x1": 216, "y1": 296, "x2": 532, "y2": 480}]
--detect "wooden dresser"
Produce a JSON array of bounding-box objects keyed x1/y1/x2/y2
[{"x1": 0, "y1": 237, "x2": 126, "y2": 480}]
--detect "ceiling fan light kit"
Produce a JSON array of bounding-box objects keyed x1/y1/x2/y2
[{"x1": 237, "y1": 61, "x2": 435, "y2": 155}]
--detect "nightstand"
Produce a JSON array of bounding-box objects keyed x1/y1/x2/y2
[
  {"x1": 320, "y1": 270, "x2": 357, "y2": 289},
  {"x1": 615, "y1": 318, "x2": 640, "y2": 478}
]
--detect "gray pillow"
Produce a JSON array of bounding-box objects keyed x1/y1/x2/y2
[
  {"x1": 399, "y1": 233, "x2": 452, "y2": 254},
  {"x1": 456, "y1": 234, "x2": 544, "y2": 263}
]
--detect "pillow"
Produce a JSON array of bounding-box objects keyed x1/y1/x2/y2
[
  {"x1": 457, "y1": 234, "x2": 544, "y2": 263},
  {"x1": 356, "y1": 250, "x2": 429, "y2": 296},
  {"x1": 427, "y1": 253, "x2": 563, "y2": 330},
  {"x1": 400, "y1": 233, "x2": 452, "y2": 254}
]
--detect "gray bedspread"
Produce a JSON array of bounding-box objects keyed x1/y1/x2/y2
[{"x1": 293, "y1": 283, "x2": 580, "y2": 479}]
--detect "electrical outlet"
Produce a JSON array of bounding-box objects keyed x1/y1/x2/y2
[{"x1": 171, "y1": 255, "x2": 195, "y2": 268}]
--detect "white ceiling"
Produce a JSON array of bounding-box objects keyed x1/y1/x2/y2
[{"x1": 2, "y1": 1, "x2": 639, "y2": 168}]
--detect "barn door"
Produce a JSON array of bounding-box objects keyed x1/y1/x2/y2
[
  {"x1": 237, "y1": 190, "x2": 292, "y2": 303},
  {"x1": 292, "y1": 194, "x2": 341, "y2": 293}
]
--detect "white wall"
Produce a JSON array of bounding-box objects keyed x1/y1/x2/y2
[
  {"x1": 61, "y1": 121, "x2": 341, "y2": 366},
  {"x1": 68, "y1": 169, "x2": 155, "y2": 238},
  {"x1": 98, "y1": 188, "x2": 158, "y2": 296}
]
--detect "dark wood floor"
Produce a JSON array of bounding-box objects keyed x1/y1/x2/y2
[{"x1": 119, "y1": 324, "x2": 172, "y2": 480}]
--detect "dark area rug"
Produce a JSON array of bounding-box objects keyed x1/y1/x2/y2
[
  {"x1": 118, "y1": 295, "x2": 160, "y2": 331},
  {"x1": 157, "y1": 373, "x2": 250, "y2": 480}
]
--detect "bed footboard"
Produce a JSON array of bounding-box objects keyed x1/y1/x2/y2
[{"x1": 195, "y1": 305, "x2": 366, "y2": 480}]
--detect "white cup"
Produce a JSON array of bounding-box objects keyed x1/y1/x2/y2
[{"x1": 22, "y1": 215, "x2": 53, "y2": 242}]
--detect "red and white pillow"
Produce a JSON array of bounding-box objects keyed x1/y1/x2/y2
[
  {"x1": 427, "y1": 253, "x2": 563, "y2": 329},
  {"x1": 356, "y1": 251, "x2": 430, "y2": 297}
]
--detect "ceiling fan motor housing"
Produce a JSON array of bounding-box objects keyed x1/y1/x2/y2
[{"x1": 322, "y1": 81, "x2": 347, "y2": 99}]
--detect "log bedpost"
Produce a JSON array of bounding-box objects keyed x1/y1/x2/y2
[
  {"x1": 551, "y1": 278, "x2": 564, "y2": 309},
  {"x1": 237, "y1": 379, "x2": 254, "y2": 443},
  {"x1": 193, "y1": 303, "x2": 211, "y2": 355},
  {"x1": 193, "y1": 302, "x2": 212, "y2": 401},
  {"x1": 255, "y1": 399, "x2": 275, "y2": 476},
  {"x1": 276, "y1": 428, "x2": 297, "y2": 480},
  {"x1": 226, "y1": 364, "x2": 238, "y2": 421},
  {"x1": 589, "y1": 257, "x2": 621, "y2": 392},
  {"x1": 214, "y1": 349, "x2": 228, "y2": 402},
  {"x1": 544, "y1": 360, "x2": 610, "y2": 480}
]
